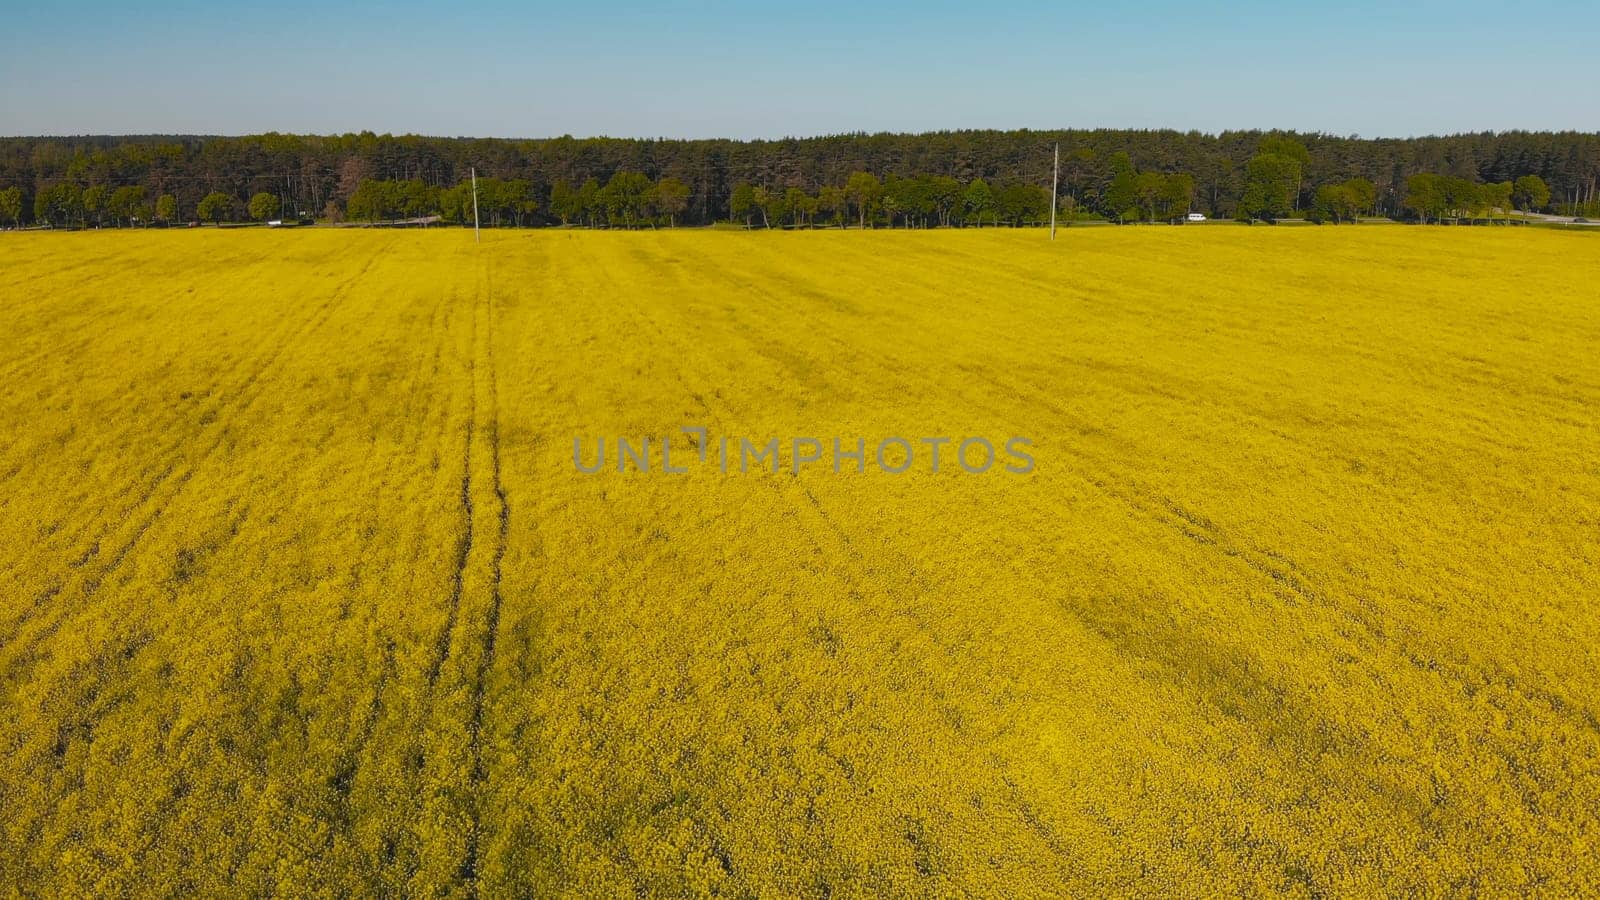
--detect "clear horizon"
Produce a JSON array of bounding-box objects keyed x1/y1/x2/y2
[
  {"x1": 4, "y1": 126, "x2": 1595, "y2": 143},
  {"x1": 3, "y1": 1, "x2": 1596, "y2": 140}
]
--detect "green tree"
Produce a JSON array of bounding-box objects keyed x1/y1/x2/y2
[
  {"x1": 997, "y1": 183, "x2": 1048, "y2": 226},
  {"x1": 491, "y1": 178, "x2": 535, "y2": 226},
  {"x1": 82, "y1": 185, "x2": 110, "y2": 227},
  {"x1": 154, "y1": 193, "x2": 178, "y2": 224},
  {"x1": 1158, "y1": 173, "x2": 1195, "y2": 222},
  {"x1": 878, "y1": 182, "x2": 903, "y2": 228},
  {"x1": 729, "y1": 183, "x2": 755, "y2": 227},
  {"x1": 1134, "y1": 171, "x2": 1165, "y2": 222},
  {"x1": 960, "y1": 177, "x2": 985, "y2": 225},
  {"x1": 34, "y1": 183, "x2": 82, "y2": 227},
  {"x1": 401, "y1": 180, "x2": 442, "y2": 221},
  {"x1": 1065, "y1": 147, "x2": 1097, "y2": 202},
  {"x1": 763, "y1": 187, "x2": 793, "y2": 227},
  {"x1": 927, "y1": 176, "x2": 962, "y2": 227},
  {"x1": 1403, "y1": 174, "x2": 1448, "y2": 224},
  {"x1": 471, "y1": 178, "x2": 502, "y2": 224},
  {"x1": 1343, "y1": 178, "x2": 1377, "y2": 218},
  {"x1": 1103, "y1": 152, "x2": 1137, "y2": 223},
  {"x1": 1481, "y1": 181, "x2": 1514, "y2": 223},
  {"x1": 1310, "y1": 178, "x2": 1375, "y2": 223},
  {"x1": 345, "y1": 179, "x2": 393, "y2": 221},
  {"x1": 783, "y1": 187, "x2": 815, "y2": 227},
  {"x1": 249, "y1": 192, "x2": 281, "y2": 222},
  {"x1": 0, "y1": 186, "x2": 23, "y2": 227},
  {"x1": 578, "y1": 178, "x2": 602, "y2": 227},
  {"x1": 1238, "y1": 149, "x2": 1301, "y2": 222},
  {"x1": 844, "y1": 172, "x2": 882, "y2": 228},
  {"x1": 817, "y1": 185, "x2": 846, "y2": 227},
  {"x1": 1057, "y1": 193, "x2": 1078, "y2": 225},
  {"x1": 1256, "y1": 135, "x2": 1310, "y2": 208},
  {"x1": 109, "y1": 185, "x2": 148, "y2": 226},
  {"x1": 1512, "y1": 175, "x2": 1550, "y2": 212},
  {"x1": 749, "y1": 186, "x2": 782, "y2": 228},
  {"x1": 1440, "y1": 177, "x2": 1480, "y2": 221},
  {"x1": 345, "y1": 178, "x2": 437, "y2": 222},
  {"x1": 600, "y1": 172, "x2": 652, "y2": 228},
  {"x1": 882, "y1": 175, "x2": 921, "y2": 228},
  {"x1": 1311, "y1": 184, "x2": 1346, "y2": 223},
  {"x1": 653, "y1": 177, "x2": 690, "y2": 227},
  {"x1": 197, "y1": 191, "x2": 235, "y2": 225},
  {"x1": 438, "y1": 183, "x2": 473, "y2": 224},
  {"x1": 345, "y1": 178, "x2": 441, "y2": 223},
  {"x1": 549, "y1": 181, "x2": 580, "y2": 225},
  {"x1": 963, "y1": 178, "x2": 994, "y2": 227}
]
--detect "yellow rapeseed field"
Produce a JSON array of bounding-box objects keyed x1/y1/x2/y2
[{"x1": 1, "y1": 226, "x2": 1598, "y2": 896}]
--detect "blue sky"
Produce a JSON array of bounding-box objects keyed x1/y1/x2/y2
[{"x1": 2, "y1": 1, "x2": 1595, "y2": 138}]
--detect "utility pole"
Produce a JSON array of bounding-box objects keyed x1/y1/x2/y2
[
  {"x1": 1049, "y1": 142, "x2": 1059, "y2": 240},
  {"x1": 471, "y1": 167, "x2": 481, "y2": 243}
]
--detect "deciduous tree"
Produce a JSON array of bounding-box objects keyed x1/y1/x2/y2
[
  {"x1": 1344, "y1": 178, "x2": 1376, "y2": 217},
  {"x1": 110, "y1": 185, "x2": 148, "y2": 225},
  {"x1": 0, "y1": 186, "x2": 23, "y2": 227},
  {"x1": 82, "y1": 185, "x2": 110, "y2": 227},
  {"x1": 197, "y1": 191, "x2": 234, "y2": 225},
  {"x1": 1103, "y1": 152, "x2": 1138, "y2": 223},
  {"x1": 997, "y1": 182, "x2": 1048, "y2": 226},
  {"x1": 1160, "y1": 173, "x2": 1195, "y2": 221},
  {"x1": 1512, "y1": 175, "x2": 1550, "y2": 212},
  {"x1": 844, "y1": 172, "x2": 882, "y2": 229},
  {"x1": 600, "y1": 172, "x2": 651, "y2": 228},
  {"x1": 578, "y1": 178, "x2": 602, "y2": 227},
  {"x1": 963, "y1": 178, "x2": 994, "y2": 227},
  {"x1": 549, "y1": 181, "x2": 580, "y2": 225},
  {"x1": 154, "y1": 193, "x2": 178, "y2": 224},
  {"x1": 34, "y1": 183, "x2": 82, "y2": 227},
  {"x1": 1238, "y1": 140, "x2": 1304, "y2": 222},
  {"x1": 653, "y1": 177, "x2": 690, "y2": 227},
  {"x1": 729, "y1": 183, "x2": 755, "y2": 227},
  {"x1": 817, "y1": 185, "x2": 846, "y2": 227},
  {"x1": 749, "y1": 186, "x2": 781, "y2": 228},
  {"x1": 248, "y1": 192, "x2": 280, "y2": 222},
  {"x1": 927, "y1": 176, "x2": 962, "y2": 227},
  {"x1": 1481, "y1": 181, "x2": 1513, "y2": 222},
  {"x1": 1403, "y1": 174, "x2": 1447, "y2": 224}
]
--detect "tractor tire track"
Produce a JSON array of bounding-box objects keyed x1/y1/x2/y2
[
  {"x1": 327, "y1": 637, "x2": 398, "y2": 843},
  {"x1": 424, "y1": 384, "x2": 475, "y2": 692},
  {"x1": 2, "y1": 244, "x2": 387, "y2": 619},
  {"x1": 605, "y1": 236, "x2": 1106, "y2": 879},
  {"x1": 459, "y1": 262, "x2": 510, "y2": 893},
  {"x1": 335, "y1": 257, "x2": 484, "y2": 887},
  {"x1": 0, "y1": 244, "x2": 390, "y2": 680},
  {"x1": 4, "y1": 245, "x2": 380, "y2": 573},
  {"x1": 318, "y1": 267, "x2": 461, "y2": 865}
]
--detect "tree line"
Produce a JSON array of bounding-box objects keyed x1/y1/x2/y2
[{"x1": 2, "y1": 129, "x2": 1596, "y2": 229}]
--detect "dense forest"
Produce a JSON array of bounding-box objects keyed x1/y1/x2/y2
[{"x1": 1, "y1": 129, "x2": 1597, "y2": 228}]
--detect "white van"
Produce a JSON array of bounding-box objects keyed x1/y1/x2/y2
[{"x1": 1186, "y1": 212, "x2": 1207, "y2": 222}]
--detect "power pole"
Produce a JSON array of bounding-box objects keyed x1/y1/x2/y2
[
  {"x1": 471, "y1": 167, "x2": 481, "y2": 243},
  {"x1": 1049, "y1": 142, "x2": 1060, "y2": 240}
]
